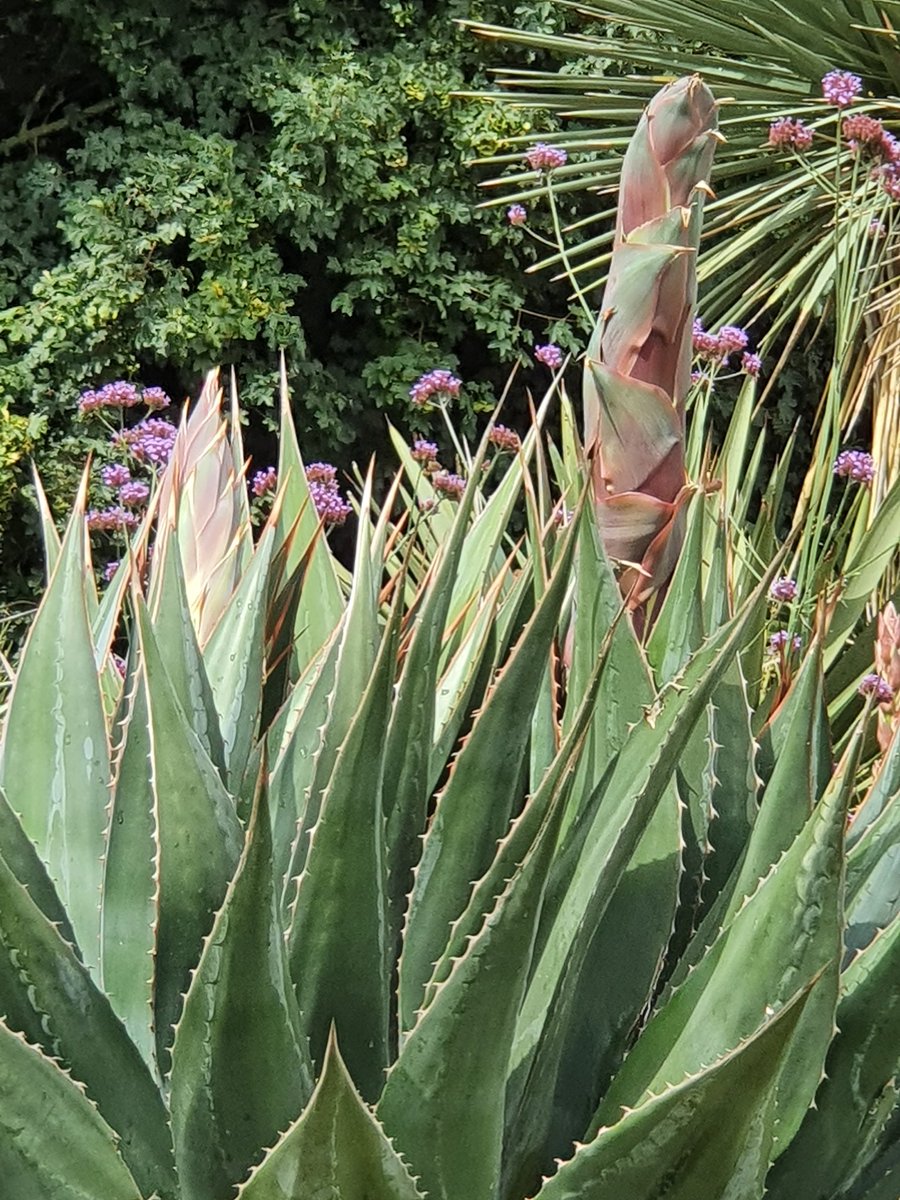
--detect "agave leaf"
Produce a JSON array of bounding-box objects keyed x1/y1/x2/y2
[
  {"x1": 235, "y1": 1030, "x2": 423, "y2": 1200},
  {"x1": 646, "y1": 488, "x2": 706, "y2": 684},
  {"x1": 202, "y1": 516, "x2": 276, "y2": 792},
  {"x1": 844, "y1": 787, "x2": 900, "y2": 957},
  {"x1": 0, "y1": 1021, "x2": 144, "y2": 1200},
  {"x1": 766, "y1": 914, "x2": 900, "y2": 1200},
  {"x1": 0, "y1": 844, "x2": 176, "y2": 1198},
  {"x1": 378, "y1": 749, "x2": 565, "y2": 1200},
  {"x1": 533, "y1": 984, "x2": 812, "y2": 1200},
  {"x1": 100, "y1": 650, "x2": 158, "y2": 1077},
  {"x1": 0, "y1": 787, "x2": 75, "y2": 945},
  {"x1": 398, "y1": 506, "x2": 579, "y2": 1033},
  {"x1": 228, "y1": 367, "x2": 255, "y2": 574},
  {"x1": 134, "y1": 592, "x2": 243, "y2": 1074},
  {"x1": 287, "y1": 595, "x2": 399, "y2": 1099},
  {"x1": 276, "y1": 357, "x2": 344, "y2": 671},
  {"x1": 0, "y1": 467, "x2": 109, "y2": 975},
  {"x1": 147, "y1": 525, "x2": 227, "y2": 778},
  {"x1": 593, "y1": 713, "x2": 860, "y2": 1155},
  {"x1": 170, "y1": 778, "x2": 312, "y2": 1200},
  {"x1": 30, "y1": 464, "x2": 61, "y2": 581}
]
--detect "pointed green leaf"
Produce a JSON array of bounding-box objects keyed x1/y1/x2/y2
[
  {"x1": 0, "y1": 1021, "x2": 143, "y2": 1200},
  {"x1": 236, "y1": 1031, "x2": 423, "y2": 1200},
  {"x1": 171, "y1": 781, "x2": 312, "y2": 1200},
  {"x1": 0, "y1": 472, "x2": 110, "y2": 975},
  {"x1": 0, "y1": 787, "x2": 74, "y2": 945}
]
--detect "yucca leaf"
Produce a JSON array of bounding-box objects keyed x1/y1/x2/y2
[
  {"x1": 766, "y1": 913, "x2": 900, "y2": 1200},
  {"x1": 533, "y1": 983, "x2": 813, "y2": 1200},
  {"x1": 0, "y1": 468, "x2": 110, "y2": 975},
  {"x1": 0, "y1": 1021, "x2": 144, "y2": 1200},
  {"x1": 378, "y1": 749, "x2": 566, "y2": 1200},
  {"x1": 235, "y1": 1030, "x2": 423, "y2": 1200},
  {"x1": 398, "y1": 506, "x2": 579, "y2": 1033},
  {"x1": 0, "y1": 841, "x2": 176, "y2": 1198},
  {"x1": 170, "y1": 778, "x2": 312, "y2": 1200},
  {"x1": 287, "y1": 594, "x2": 399, "y2": 1099},
  {"x1": 134, "y1": 592, "x2": 243, "y2": 1074}
]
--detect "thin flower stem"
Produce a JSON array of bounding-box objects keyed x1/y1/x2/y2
[{"x1": 544, "y1": 178, "x2": 595, "y2": 327}]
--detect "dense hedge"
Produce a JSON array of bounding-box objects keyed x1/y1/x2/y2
[{"x1": 0, "y1": 0, "x2": 597, "y2": 602}]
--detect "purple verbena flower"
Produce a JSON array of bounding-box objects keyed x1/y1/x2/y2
[
  {"x1": 534, "y1": 343, "x2": 563, "y2": 369},
  {"x1": 878, "y1": 162, "x2": 900, "y2": 201},
  {"x1": 115, "y1": 417, "x2": 178, "y2": 468},
  {"x1": 100, "y1": 463, "x2": 131, "y2": 488},
  {"x1": 869, "y1": 218, "x2": 887, "y2": 238},
  {"x1": 842, "y1": 113, "x2": 889, "y2": 158},
  {"x1": 411, "y1": 439, "x2": 439, "y2": 465},
  {"x1": 768, "y1": 117, "x2": 814, "y2": 151},
  {"x1": 769, "y1": 630, "x2": 803, "y2": 654},
  {"x1": 859, "y1": 672, "x2": 894, "y2": 704},
  {"x1": 78, "y1": 380, "x2": 140, "y2": 414},
  {"x1": 118, "y1": 481, "x2": 150, "y2": 508},
  {"x1": 103, "y1": 560, "x2": 120, "y2": 583},
  {"x1": 770, "y1": 577, "x2": 798, "y2": 603},
  {"x1": 305, "y1": 463, "x2": 351, "y2": 526},
  {"x1": 140, "y1": 386, "x2": 172, "y2": 410},
  {"x1": 432, "y1": 470, "x2": 466, "y2": 500},
  {"x1": 742, "y1": 352, "x2": 762, "y2": 377},
  {"x1": 252, "y1": 466, "x2": 277, "y2": 497},
  {"x1": 305, "y1": 462, "x2": 338, "y2": 484},
  {"x1": 86, "y1": 506, "x2": 140, "y2": 532},
  {"x1": 507, "y1": 204, "x2": 527, "y2": 226},
  {"x1": 488, "y1": 425, "x2": 521, "y2": 453},
  {"x1": 525, "y1": 143, "x2": 568, "y2": 172},
  {"x1": 717, "y1": 325, "x2": 750, "y2": 356},
  {"x1": 834, "y1": 448, "x2": 875, "y2": 484},
  {"x1": 822, "y1": 69, "x2": 863, "y2": 108},
  {"x1": 111, "y1": 653, "x2": 127, "y2": 679},
  {"x1": 409, "y1": 369, "x2": 462, "y2": 408}
]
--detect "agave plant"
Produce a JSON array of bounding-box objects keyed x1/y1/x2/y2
[{"x1": 1, "y1": 77, "x2": 900, "y2": 1200}]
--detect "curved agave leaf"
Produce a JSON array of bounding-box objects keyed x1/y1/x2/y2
[
  {"x1": 235, "y1": 1032, "x2": 423, "y2": 1200},
  {"x1": 0, "y1": 1021, "x2": 144, "y2": 1200}
]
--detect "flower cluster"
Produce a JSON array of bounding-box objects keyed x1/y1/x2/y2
[
  {"x1": 768, "y1": 630, "x2": 803, "y2": 654},
  {"x1": 432, "y1": 470, "x2": 466, "y2": 500},
  {"x1": 252, "y1": 466, "x2": 277, "y2": 497},
  {"x1": 822, "y1": 69, "x2": 863, "y2": 108},
  {"x1": 78, "y1": 380, "x2": 171, "y2": 415},
  {"x1": 507, "y1": 204, "x2": 527, "y2": 226},
  {"x1": 770, "y1": 577, "x2": 798, "y2": 603},
  {"x1": 119, "y1": 481, "x2": 150, "y2": 508},
  {"x1": 525, "y1": 143, "x2": 568, "y2": 172},
  {"x1": 488, "y1": 425, "x2": 521, "y2": 454},
  {"x1": 409, "y1": 369, "x2": 462, "y2": 408},
  {"x1": 86, "y1": 506, "x2": 139, "y2": 532},
  {"x1": 103, "y1": 561, "x2": 120, "y2": 583},
  {"x1": 692, "y1": 321, "x2": 756, "y2": 368},
  {"x1": 859, "y1": 672, "x2": 894, "y2": 704},
  {"x1": 534, "y1": 343, "x2": 563, "y2": 369},
  {"x1": 768, "y1": 118, "x2": 814, "y2": 152},
  {"x1": 114, "y1": 417, "x2": 178, "y2": 468},
  {"x1": 411, "y1": 439, "x2": 439, "y2": 466},
  {"x1": 100, "y1": 463, "x2": 131, "y2": 489},
  {"x1": 305, "y1": 463, "x2": 351, "y2": 526},
  {"x1": 834, "y1": 448, "x2": 875, "y2": 484},
  {"x1": 842, "y1": 114, "x2": 899, "y2": 161}
]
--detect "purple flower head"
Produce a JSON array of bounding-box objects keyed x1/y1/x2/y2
[
  {"x1": 304, "y1": 463, "x2": 351, "y2": 526},
  {"x1": 115, "y1": 417, "x2": 178, "y2": 468},
  {"x1": 411, "y1": 439, "x2": 439, "y2": 465},
  {"x1": 103, "y1": 560, "x2": 120, "y2": 583},
  {"x1": 859, "y1": 672, "x2": 894, "y2": 704},
  {"x1": 770, "y1": 577, "x2": 798, "y2": 603},
  {"x1": 879, "y1": 161, "x2": 900, "y2": 201},
  {"x1": 834, "y1": 448, "x2": 875, "y2": 484},
  {"x1": 507, "y1": 204, "x2": 527, "y2": 226},
  {"x1": 78, "y1": 380, "x2": 139, "y2": 415},
  {"x1": 534, "y1": 343, "x2": 563, "y2": 369},
  {"x1": 409, "y1": 369, "x2": 462, "y2": 408},
  {"x1": 86, "y1": 506, "x2": 140, "y2": 532},
  {"x1": 692, "y1": 320, "x2": 750, "y2": 364},
  {"x1": 822, "y1": 69, "x2": 863, "y2": 108},
  {"x1": 742, "y1": 352, "x2": 762, "y2": 377},
  {"x1": 140, "y1": 386, "x2": 171, "y2": 410},
  {"x1": 100, "y1": 463, "x2": 131, "y2": 489},
  {"x1": 768, "y1": 118, "x2": 814, "y2": 152},
  {"x1": 769, "y1": 630, "x2": 803, "y2": 654},
  {"x1": 432, "y1": 470, "x2": 466, "y2": 500},
  {"x1": 525, "y1": 143, "x2": 568, "y2": 172},
  {"x1": 252, "y1": 466, "x2": 277, "y2": 497},
  {"x1": 488, "y1": 424, "x2": 521, "y2": 454},
  {"x1": 842, "y1": 113, "x2": 888, "y2": 158},
  {"x1": 717, "y1": 325, "x2": 750, "y2": 356},
  {"x1": 111, "y1": 653, "x2": 127, "y2": 679},
  {"x1": 869, "y1": 218, "x2": 887, "y2": 238},
  {"x1": 118, "y1": 480, "x2": 150, "y2": 508}
]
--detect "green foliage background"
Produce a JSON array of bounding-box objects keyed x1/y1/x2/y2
[{"x1": 0, "y1": 0, "x2": 595, "y2": 600}]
